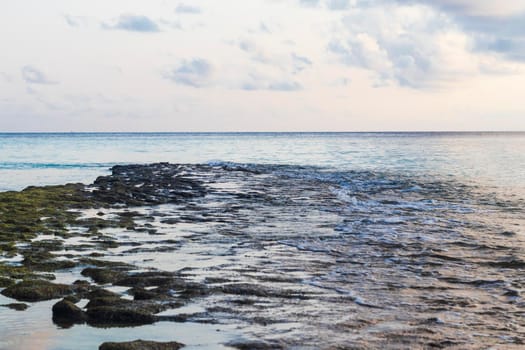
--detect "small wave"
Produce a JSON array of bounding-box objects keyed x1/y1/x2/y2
[{"x1": 0, "y1": 162, "x2": 117, "y2": 170}]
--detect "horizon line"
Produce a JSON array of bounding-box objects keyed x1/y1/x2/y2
[{"x1": 1, "y1": 130, "x2": 524, "y2": 134}]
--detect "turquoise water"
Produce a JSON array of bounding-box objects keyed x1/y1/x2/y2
[{"x1": 0, "y1": 132, "x2": 524, "y2": 194}]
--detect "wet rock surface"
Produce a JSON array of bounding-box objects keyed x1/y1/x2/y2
[
  {"x1": 91, "y1": 163, "x2": 206, "y2": 206},
  {"x1": 1, "y1": 280, "x2": 75, "y2": 302},
  {"x1": 1, "y1": 303, "x2": 29, "y2": 311},
  {"x1": 98, "y1": 340, "x2": 185, "y2": 350},
  {"x1": 52, "y1": 298, "x2": 87, "y2": 326},
  {"x1": 1, "y1": 163, "x2": 525, "y2": 349}
]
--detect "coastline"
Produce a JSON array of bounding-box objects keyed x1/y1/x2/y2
[{"x1": 1, "y1": 163, "x2": 524, "y2": 349}]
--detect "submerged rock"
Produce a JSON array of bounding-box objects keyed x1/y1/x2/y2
[
  {"x1": 227, "y1": 340, "x2": 282, "y2": 350},
  {"x1": 98, "y1": 340, "x2": 184, "y2": 350},
  {"x1": 1, "y1": 303, "x2": 29, "y2": 311},
  {"x1": 1, "y1": 280, "x2": 74, "y2": 302}
]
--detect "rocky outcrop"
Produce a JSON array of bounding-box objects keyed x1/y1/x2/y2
[
  {"x1": 1, "y1": 280, "x2": 74, "y2": 302},
  {"x1": 98, "y1": 340, "x2": 184, "y2": 350},
  {"x1": 81, "y1": 267, "x2": 126, "y2": 284},
  {"x1": 91, "y1": 163, "x2": 206, "y2": 206},
  {"x1": 52, "y1": 299, "x2": 87, "y2": 326}
]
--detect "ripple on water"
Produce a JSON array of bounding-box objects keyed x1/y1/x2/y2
[{"x1": 1, "y1": 163, "x2": 525, "y2": 349}]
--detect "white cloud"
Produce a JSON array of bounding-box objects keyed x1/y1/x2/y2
[
  {"x1": 175, "y1": 4, "x2": 202, "y2": 14},
  {"x1": 326, "y1": 0, "x2": 352, "y2": 11},
  {"x1": 21, "y1": 66, "x2": 58, "y2": 85},
  {"x1": 1, "y1": 0, "x2": 524, "y2": 131},
  {"x1": 163, "y1": 59, "x2": 213, "y2": 88},
  {"x1": 327, "y1": 3, "x2": 520, "y2": 88},
  {"x1": 102, "y1": 14, "x2": 160, "y2": 32}
]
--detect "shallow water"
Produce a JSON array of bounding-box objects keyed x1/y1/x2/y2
[
  {"x1": 1, "y1": 163, "x2": 523, "y2": 349},
  {"x1": 0, "y1": 292, "x2": 239, "y2": 350}
]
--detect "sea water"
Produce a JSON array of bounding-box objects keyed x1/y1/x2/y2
[
  {"x1": 0, "y1": 132, "x2": 524, "y2": 349},
  {"x1": 0, "y1": 132, "x2": 524, "y2": 194}
]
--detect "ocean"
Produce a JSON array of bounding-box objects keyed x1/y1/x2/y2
[
  {"x1": 1, "y1": 132, "x2": 524, "y2": 194},
  {"x1": 1, "y1": 132, "x2": 524, "y2": 349}
]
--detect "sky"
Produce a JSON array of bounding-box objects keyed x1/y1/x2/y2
[{"x1": 0, "y1": 0, "x2": 525, "y2": 132}]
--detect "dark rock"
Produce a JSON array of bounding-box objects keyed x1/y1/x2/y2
[
  {"x1": 99, "y1": 339, "x2": 184, "y2": 350},
  {"x1": 84, "y1": 287, "x2": 181, "y2": 326},
  {"x1": 1, "y1": 280, "x2": 73, "y2": 302},
  {"x1": 64, "y1": 294, "x2": 82, "y2": 303},
  {"x1": 501, "y1": 231, "x2": 516, "y2": 236},
  {"x1": 87, "y1": 306, "x2": 157, "y2": 326},
  {"x1": 78, "y1": 258, "x2": 134, "y2": 269},
  {"x1": 73, "y1": 279, "x2": 91, "y2": 287},
  {"x1": 86, "y1": 296, "x2": 132, "y2": 309},
  {"x1": 21, "y1": 250, "x2": 77, "y2": 271},
  {"x1": 131, "y1": 287, "x2": 159, "y2": 300},
  {"x1": 82, "y1": 267, "x2": 126, "y2": 284},
  {"x1": 52, "y1": 299, "x2": 87, "y2": 325},
  {"x1": 115, "y1": 272, "x2": 177, "y2": 288},
  {"x1": 91, "y1": 163, "x2": 206, "y2": 206},
  {"x1": 227, "y1": 340, "x2": 282, "y2": 350},
  {"x1": 0, "y1": 277, "x2": 15, "y2": 288},
  {"x1": 160, "y1": 218, "x2": 179, "y2": 225},
  {"x1": 486, "y1": 259, "x2": 525, "y2": 269},
  {"x1": 87, "y1": 288, "x2": 122, "y2": 299},
  {"x1": 1, "y1": 303, "x2": 29, "y2": 311},
  {"x1": 219, "y1": 283, "x2": 308, "y2": 299}
]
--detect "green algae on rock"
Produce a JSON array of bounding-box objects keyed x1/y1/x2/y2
[
  {"x1": 98, "y1": 340, "x2": 185, "y2": 350},
  {"x1": 1, "y1": 279, "x2": 75, "y2": 302},
  {"x1": 0, "y1": 303, "x2": 29, "y2": 311},
  {"x1": 52, "y1": 298, "x2": 88, "y2": 326}
]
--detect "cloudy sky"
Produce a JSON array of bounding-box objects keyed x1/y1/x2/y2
[{"x1": 1, "y1": 0, "x2": 525, "y2": 131}]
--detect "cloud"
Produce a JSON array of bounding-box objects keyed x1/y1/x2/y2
[
  {"x1": 242, "y1": 80, "x2": 302, "y2": 91},
  {"x1": 456, "y1": 15, "x2": 525, "y2": 62},
  {"x1": 103, "y1": 15, "x2": 160, "y2": 32},
  {"x1": 175, "y1": 4, "x2": 202, "y2": 14},
  {"x1": 241, "y1": 71, "x2": 303, "y2": 91},
  {"x1": 388, "y1": 1, "x2": 525, "y2": 62},
  {"x1": 63, "y1": 14, "x2": 87, "y2": 27},
  {"x1": 326, "y1": 2, "x2": 525, "y2": 88},
  {"x1": 163, "y1": 58, "x2": 213, "y2": 88},
  {"x1": 0, "y1": 72, "x2": 13, "y2": 83},
  {"x1": 239, "y1": 39, "x2": 257, "y2": 53},
  {"x1": 268, "y1": 81, "x2": 303, "y2": 91},
  {"x1": 291, "y1": 53, "x2": 313, "y2": 73},
  {"x1": 395, "y1": 0, "x2": 525, "y2": 17},
  {"x1": 259, "y1": 22, "x2": 271, "y2": 34},
  {"x1": 299, "y1": 0, "x2": 320, "y2": 7},
  {"x1": 326, "y1": 0, "x2": 352, "y2": 11},
  {"x1": 21, "y1": 66, "x2": 58, "y2": 85}
]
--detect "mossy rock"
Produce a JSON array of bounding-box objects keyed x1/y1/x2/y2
[
  {"x1": 52, "y1": 298, "x2": 87, "y2": 326},
  {"x1": 0, "y1": 303, "x2": 29, "y2": 311},
  {"x1": 1, "y1": 279, "x2": 74, "y2": 302},
  {"x1": 78, "y1": 258, "x2": 134, "y2": 269},
  {"x1": 0, "y1": 276, "x2": 15, "y2": 288},
  {"x1": 81, "y1": 268, "x2": 126, "y2": 284},
  {"x1": 86, "y1": 296, "x2": 132, "y2": 309},
  {"x1": 99, "y1": 340, "x2": 184, "y2": 350},
  {"x1": 86, "y1": 306, "x2": 157, "y2": 326}
]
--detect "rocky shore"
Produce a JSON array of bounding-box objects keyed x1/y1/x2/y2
[
  {"x1": 0, "y1": 163, "x2": 288, "y2": 349},
  {"x1": 1, "y1": 163, "x2": 524, "y2": 349}
]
